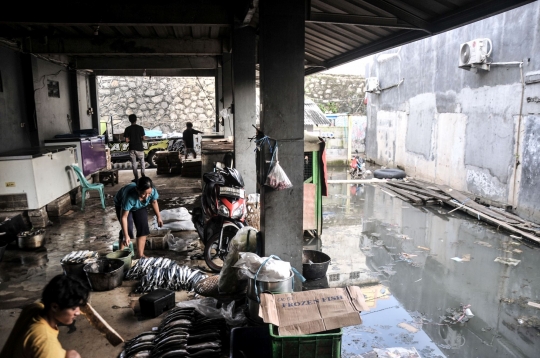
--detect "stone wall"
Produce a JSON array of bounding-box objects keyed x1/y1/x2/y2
[
  {"x1": 304, "y1": 74, "x2": 366, "y2": 114},
  {"x1": 98, "y1": 76, "x2": 216, "y2": 134}
]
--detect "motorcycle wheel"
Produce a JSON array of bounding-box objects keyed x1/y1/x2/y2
[{"x1": 203, "y1": 225, "x2": 239, "y2": 273}]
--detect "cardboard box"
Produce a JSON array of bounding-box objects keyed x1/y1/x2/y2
[{"x1": 259, "y1": 286, "x2": 369, "y2": 336}]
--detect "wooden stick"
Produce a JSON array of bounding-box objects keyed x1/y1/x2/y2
[{"x1": 80, "y1": 303, "x2": 124, "y2": 347}]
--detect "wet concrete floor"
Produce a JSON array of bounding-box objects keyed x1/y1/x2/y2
[
  {"x1": 1, "y1": 166, "x2": 539, "y2": 357},
  {"x1": 0, "y1": 169, "x2": 204, "y2": 357},
  {"x1": 321, "y1": 169, "x2": 540, "y2": 357}
]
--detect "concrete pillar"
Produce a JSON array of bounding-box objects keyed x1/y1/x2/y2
[
  {"x1": 222, "y1": 53, "x2": 233, "y2": 138},
  {"x1": 259, "y1": 0, "x2": 305, "y2": 287},
  {"x1": 20, "y1": 54, "x2": 39, "y2": 147},
  {"x1": 232, "y1": 27, "x2": 257, "y2": 195},
  {"x1": 68, "y1": 70, "x2": 81, "y2": 132}
]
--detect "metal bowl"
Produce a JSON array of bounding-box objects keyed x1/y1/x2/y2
[
  {"x1": 302, "y1": 250, "x2": 331, "y2": 281},
  {"x1": 17, "y1": 230, "x2": 46, "y2": 250},
  {"x1": 247, "y1": 270, "x2": 294, "y2": 301},
  {"x1": 84, "y1": 258, "x2": 124, "y2": 291}
]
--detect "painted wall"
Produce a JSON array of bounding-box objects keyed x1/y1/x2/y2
[
  {"x1": 32, "y1": 57, "x2": 73, "y2": 143},
  {"x1": 0, "y1": 47, "x2": 32, "y2": 152},
  {"x1": 366, "y1": 2, "x2": 540, "y2": 223}
]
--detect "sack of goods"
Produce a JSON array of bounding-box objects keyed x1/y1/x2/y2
[{"x1": 154, "y1": 207, "x2": 195, "y2": 231}]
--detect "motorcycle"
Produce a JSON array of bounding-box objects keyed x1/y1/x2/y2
[
  {"x1": 349, "y1": 154, "x2": 367, "y2": 179},
  {"x1": 191, "y1": 165, "x2": 247, "y2": 272}
]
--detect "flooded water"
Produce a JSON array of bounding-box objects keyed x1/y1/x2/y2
[{"x1": 320, "y1": 170, "x2": 540, "y2": 357}]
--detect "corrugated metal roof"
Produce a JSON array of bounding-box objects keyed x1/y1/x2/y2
[
  {"x1": 0, "y1": 0, "x2": 535, "y2": 75},
  {"x1": 304, "y1": 98, "x2": 332, "y2": 126}
]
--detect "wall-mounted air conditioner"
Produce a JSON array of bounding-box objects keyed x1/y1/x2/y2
[
  {"x1": 459, "y1": 38, "x2": 492, "y2": 71},
  {"x1": 365, "y1": 77, "x2": 380, "y2": 93}
]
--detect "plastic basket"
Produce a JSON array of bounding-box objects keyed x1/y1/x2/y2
[{"x1": 269, "y1": 324, "x2": 342, "y2": 358}]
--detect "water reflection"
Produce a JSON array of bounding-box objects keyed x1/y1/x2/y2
[{"x1": 322, "y1": 181, "x2": 539, "y2": 357}]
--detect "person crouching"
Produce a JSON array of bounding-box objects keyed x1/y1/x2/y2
[{"x1": 114, "y1": 176, "x2": 163, "y2": 258}]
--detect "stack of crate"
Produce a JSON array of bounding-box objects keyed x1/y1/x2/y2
[
  {"x1": 28, "y1": 207, "x2": 49, "y2": 228},
  {"x1": 155, "y1": 151, "x2": 183, "y2": 175},
  {"x1": 181, "y1": 160, "x2": 202, "y2": 177}
]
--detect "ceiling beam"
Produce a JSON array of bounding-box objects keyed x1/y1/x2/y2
[
  {"x1": 21, "y1": 37, "x2": 222, "y2": 55},
  {"x1": 358, "y1": 0, "x2": 432, "y2": 33},
  {"x1": 92, "y1": 69, "x2": 216, "y2": 77},
  {"x1": 74, "y1": 56, "x2": 217, "y2": 70},
  {"x1": 308, "y1": 12, "x2": 425, "y2": 31},
  {"x1": 0, "y1": 1, "x2": 230, "y2": 27}
]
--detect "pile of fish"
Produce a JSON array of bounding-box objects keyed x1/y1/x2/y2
[
  {"x1": 60, "y1": 250, "x2": 99, "y2": 264},
  {"x1": 126, "y1": 257, "x2": 207, "y2": 293},
  {"x1": 119, "y1": 306, "x2": 225, "y2": 358}
]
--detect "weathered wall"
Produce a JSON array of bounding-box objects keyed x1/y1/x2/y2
[
  {"x1": 77, "y1": 73, "x2": 93, "y2": 130},
  {"x1": 32, "y1": 57, "x2": 73, "y2": 144},
  {"x1": 366, "y1": 2, "x2": 540, "y2": 222},
  {"x1": 0, "y1": 47, "x2": 32, "y2": 152},
  {"x1": 98, "y1": 76, "x2": 216, "y2": 134},
  {"x1": 304, "y1": 74, "x2": 365, "y2": 114}
]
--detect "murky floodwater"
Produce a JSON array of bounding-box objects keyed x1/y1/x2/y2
[{"x1": 320, "y1": 170, "x2": 540, "y2": 357}]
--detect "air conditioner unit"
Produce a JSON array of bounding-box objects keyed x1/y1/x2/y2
[
  {"x1": 459, "y1": 38, "x2": 492, "y2": 71},
  {"x1": 365, "y1": 77, "x2": 380, "y2": 93}
]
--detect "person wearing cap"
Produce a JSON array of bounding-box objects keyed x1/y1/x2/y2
[
  {"x1": 114, "y1": 176, "x2": 164, "y2": 258},
  {"x1": 0, "y1": 275, "x2": 90, "y2": 358}
]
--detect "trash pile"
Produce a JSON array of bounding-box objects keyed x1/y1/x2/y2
[
  {"x1": 126, "y1": 257, "x2": 207, "y2": 293},
  {"x1": 60, "y1": 250, "x2": 99, "y2": 264},
  {"x1": 119, "y1": 306, "x2": 225, "y2": 358}
]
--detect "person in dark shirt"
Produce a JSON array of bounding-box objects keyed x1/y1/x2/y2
[
  {"x1": 182, "y1": 122, "x2": 202, "y2": 160},
  {"x1": 123, "y1": 114, "x2": 147, "y2": 181}
]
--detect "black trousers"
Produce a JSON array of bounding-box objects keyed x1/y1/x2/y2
[{"x1": 115, "y1": 206, "x2": 150, "y2": 242}]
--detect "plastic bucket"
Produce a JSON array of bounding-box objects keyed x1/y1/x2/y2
[
  {"x1": 105, "y1": 250, "x2": 132, "y2": 274},
  {"x1": 247, "y1": 270, "x2": 294, "y2": 301},
  {"x1": 84, "y1": 259, "x2": 124, "y2": 291},
  {"x1": 302, "y1": 250, "x2": 331, "y2": 281}
]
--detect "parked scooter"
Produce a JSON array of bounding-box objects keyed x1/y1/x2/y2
[{"x1": 191, "y1": 164, "x2": 247, "y2": 272}]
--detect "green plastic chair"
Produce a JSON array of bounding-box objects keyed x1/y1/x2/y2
[{"x1": 70, "y1": 165, "x2": 106, "y2": 211}]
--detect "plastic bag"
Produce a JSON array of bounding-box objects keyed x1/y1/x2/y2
[
  {"x1": 218, "y1": 226, "x2": 259, "y2": 294},
  {"x1": 233, "y1": 252, "x2": 291, "y2": 282},
  {"x1": 154, "y1": 216, "x2": 196, "y2": 231},
  {"x1": 159, "y1": 207, "x2": 192, "y2": 223},
  {"x1": 167, "y1": 235, "x2": 196, "y2": 252},
  {"x1": 176, "y1": 297, "x2": 246, "y2": 327},
  {"x1": 265, "y1": 161, "x2": 293, "y2": 190}
]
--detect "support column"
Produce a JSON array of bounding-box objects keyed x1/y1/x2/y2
[
  {"x1": 232, "y1": 26, "x2": 257, "y2": 195},
  {"x1": 222, "y1": 53, "x2": 233, "y2": 138},
  {"x1": 68, "y1": 70, "x2": 81, "y2": 132},
  {"x1": 20, "y1": 53, "x2": 39, "y2": 147},
  {"x1": 259, "y1": 0, "x2": 305, "y2": 288}
]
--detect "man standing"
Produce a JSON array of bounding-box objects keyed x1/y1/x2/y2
[
  {"x1": 0, "y1": 275, "x2": 89, "y2": 358},
  {"x1": 124, "y1": 114, "x2": 147, "y2": 182},
  {"x1": 182, "y1": 122, "x2": 202, "y2": 160}
]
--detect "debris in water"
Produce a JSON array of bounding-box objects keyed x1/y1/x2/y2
[
  {"x1": 528, "y1": 302, "x2": 540, "y2": 309},
  {"x1": 373, "y1": 347, "x2": 421, "y2": 358},
  {"x1": 513, "y1": 249, "x2": 522, "y2": 254},
  {"x1": 475, "y1": 241, "x2": 492, "y2": 248},
  {"x1": 461, "y1": 254, "x2": 471, "y2": 262},
  {"x1": 451, "y1": 257, "x2": 463, "y2": 262},
  {"x1": 417, "y1": 246, "x2": 430, "y2": 251},
  {"x1": 494, "y1": 257, "x2": 521, "y2": 266},
  {"x1": 397, "y1": 322, "x2": 419, "y2": 333},
  {"x1": 414, "y1": 278, "x2": 422, "y2": 282}
]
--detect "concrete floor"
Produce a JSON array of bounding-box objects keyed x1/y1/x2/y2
[{"x1": 0, "y1": 169, "x2": 204, "y2": 357}]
